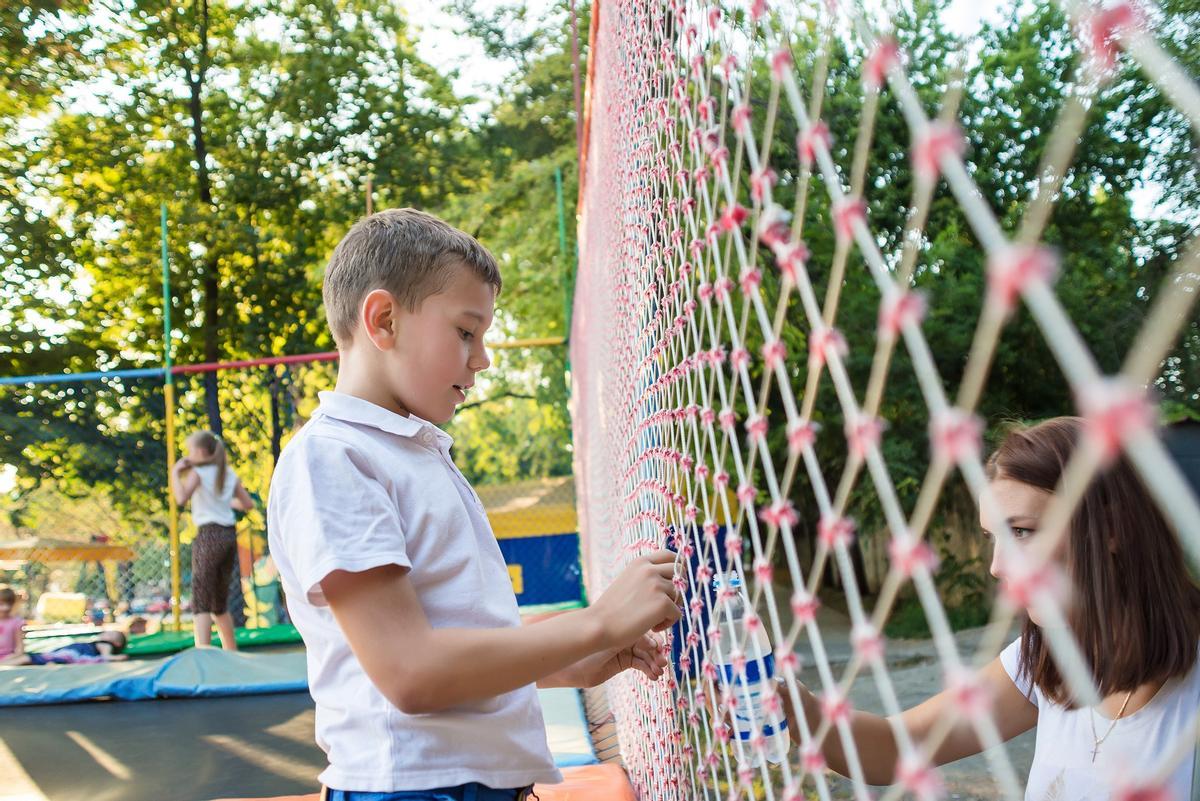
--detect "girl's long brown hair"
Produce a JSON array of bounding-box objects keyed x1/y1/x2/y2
[
  {"x1": 189, "y1": 430, "x2": 228, "y2": 492},
  {"x1": 986, "y1": 417, "x2": 1200, "y2": 705}
]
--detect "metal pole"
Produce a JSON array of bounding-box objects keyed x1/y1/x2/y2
[
  {"x1": 555, "y1": 167, "x2": 571, "y2": 334},
  {"x1": 162, "y1": 203, "x2": 182, "y2": 632}
]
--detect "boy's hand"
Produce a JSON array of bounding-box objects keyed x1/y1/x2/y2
[
  {"x1": 589, "y1": 549, "x2": 682, "y2": 650},
  {"x1": 566, "y1": 632, "x2": 668, "y2": 687}
]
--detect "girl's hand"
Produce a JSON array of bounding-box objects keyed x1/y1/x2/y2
[
  {"x1": 173, "y1": 456, "x2": 192, "y2": 472},
  {"x1": 570, "y1": 632, "x2": 668, "y2": 686}
]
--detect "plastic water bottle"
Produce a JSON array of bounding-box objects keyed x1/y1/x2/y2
[{"x1": 713, "y1": 572, "x2": 790, "y2": 765}]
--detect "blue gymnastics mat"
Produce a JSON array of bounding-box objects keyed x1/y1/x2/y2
[{"x1": 0, "y1": 648, "x2": 597, "y2": 767}]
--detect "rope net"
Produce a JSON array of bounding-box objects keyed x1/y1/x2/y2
[{"x1": 572, "y1": 1, "x2": 1200, "y2": 799}]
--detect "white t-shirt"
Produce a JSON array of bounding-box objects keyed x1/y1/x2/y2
[
  {"x1": 191, "y1": 463, "x2": 239, "y2": 527},
  {"x1": 267, "y1": 391, "x2": 560, "y2": 792},
  {"x1": 1000, "y1": 637, "x2": 1199, "y2": 801}
]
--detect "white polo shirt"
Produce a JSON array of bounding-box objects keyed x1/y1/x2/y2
[{"x1": 267, "y1": 391, "x2": 560, "y2": 792}]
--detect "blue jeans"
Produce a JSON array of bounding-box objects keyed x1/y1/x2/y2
[{"x1": 326, "y1": 783, "x2": 534, "y2": 801}]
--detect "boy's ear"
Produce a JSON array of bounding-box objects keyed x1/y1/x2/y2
[{"x1": 361, "y1": 288, "x2": 399, "y2": 350}]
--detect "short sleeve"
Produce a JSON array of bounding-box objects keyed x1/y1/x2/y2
[
  {"x1": 269, "y1": 434, "x2": 411, "y2": 606},
  {"x1": 999, "y1": 636, "x2": 1038, "y2": 706}
]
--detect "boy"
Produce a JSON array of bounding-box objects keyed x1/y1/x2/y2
[{"x1": 268, "y1": 209, "x2": 682, "y2": 800}]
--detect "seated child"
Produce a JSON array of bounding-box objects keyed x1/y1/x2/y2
[
  {"x1": 0, "y1": 586, "x2": 24, "y2": 661},
  {"x1": 268, "y1": 209, "x2": 682, "y2": 800},
  {"x1": 1, "y1": 630, "x2": 127, "y2": 666}
]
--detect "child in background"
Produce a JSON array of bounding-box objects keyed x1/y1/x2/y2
[
  {"x1": 269, "y1": 209, "x2": 680, "y2": 800},
  {"x1": 0, "y1": 586, "x2": 24, "y2": 662},
  {"x1": 173, "y1": 430, "x2": 257, "y2": 650},
  {"x1": 1, "y1": 630, "x2": 128, "y2": 666}
]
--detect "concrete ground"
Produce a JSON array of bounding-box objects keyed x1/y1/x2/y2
[{"x1": 785, "y1": 591, "x2": 1034, "y2": 801}]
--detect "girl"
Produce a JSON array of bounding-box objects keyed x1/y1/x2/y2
[
  {"x1": 0, "y1": 586, "x2": 24, "y2": 662},
  {"x1": 174, "y1": 430, "x2": 256, "y2": 651},
  {"x1": 784, "y1": 416, "x2": 1200, "y2": 799},
  {"x1": 1, "y1": 630, "x2": 127, "y2": 665}
]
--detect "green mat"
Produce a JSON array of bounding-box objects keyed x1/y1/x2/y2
[{"x1": 124, "y1": 623, "x2": 302, "y2": 656}]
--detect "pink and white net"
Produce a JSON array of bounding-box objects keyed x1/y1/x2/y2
[{"x1": 571, "y1": 1, "x2": 1200, "y2": 800}]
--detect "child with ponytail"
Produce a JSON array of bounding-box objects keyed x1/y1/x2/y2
[{"x1": 173, "y1": 430, "x2": 257, "y2": 650}]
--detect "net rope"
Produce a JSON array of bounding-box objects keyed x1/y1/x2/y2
[{"x1": 572, "y1": 1, "x2": 1200, "y2": 799}]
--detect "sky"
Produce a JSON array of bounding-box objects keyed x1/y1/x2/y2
[{"x1": 399, "y1": 0, "x2": 1009, "y2": 107}]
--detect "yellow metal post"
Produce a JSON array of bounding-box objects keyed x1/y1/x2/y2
[
  {"x1": 165, "y1": 382, "x2": 181, "y2": 630},
  {"x1": 162, "y1": 203, "x2": 182, "y2": 631}
]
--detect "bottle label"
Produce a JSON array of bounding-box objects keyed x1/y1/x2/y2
[{"x1": 719, "y1": 652, "x2": 775, "y2": 684}]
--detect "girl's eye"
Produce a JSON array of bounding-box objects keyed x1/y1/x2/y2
[
  {"x1": 1011, "y1": 527, "x2": 1035, "y2": 540},
  {"x1": 459, "y1": 328, "x2": 474, "y2": 341}
]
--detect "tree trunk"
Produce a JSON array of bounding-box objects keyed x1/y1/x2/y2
[{"x1": 185, "y1": 0, "x2": 222, "y2": 434}]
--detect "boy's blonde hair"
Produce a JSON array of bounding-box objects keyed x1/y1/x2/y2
[{"x1": 323, "y1": 208, "x2": 502, "y2": 348}]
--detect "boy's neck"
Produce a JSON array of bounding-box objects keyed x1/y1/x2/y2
[{"x1": 334, "y1": 351, "x2": 411, "y2": 418}]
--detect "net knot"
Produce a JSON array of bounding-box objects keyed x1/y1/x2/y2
[
  {"x1": 878, "y1": 289, "x2": 927, "y2": 339},
  {"x1": 739, "y1": 268, "x2": 762, "y2": 295},
  {"x1": 864, "y1": 37, "x2": 900, "y2": 89},
  {"x1": 1084, "y1": 1, "x2": 1140, "y2": 75},
  {"x1": 761, "y1": 338, "x2": 787, "y2": 369},
  {"x1": 750, "y1": 167, "x2": 777, "y2": 203},
  {"x1": 896, "y1": 754, "x2": 945, "y2": 801},
  {"x1": 745, "y1": 414, "x2": 769, "y2": 441},
  {"x1": 1078, "y1": 378, "x2": 1155, "y2": 465},
  {"x1": 852, "y1": 622, "x2": 885, "y2": 662},
  {"x1": 759, "y1": 499, "x2": 798, "y2": 529},
  {"x1": 808, "y1": 325, "x2": 848, "y2": 368},
  {"x1": 986, "y1": 244, "x2": 1058, "y2": 312},
  {"x1": 791, "y1": 589, "x2": 820, "y2": 624},
  {"x1": 770, "y1": 46, "x2": 792, "y2": 79},
  {"x1": 833, "y1": 196, "x2": 867, "y2": 242},
  {"x1": 846, "y1": 414, "x2": 884, "y2": 459},
  {"x1": 787, "y1": 420, "x2": 819, "y2": 454},
  {"x1": 798, "y1": 120, "x2": 831, "y2": 167},
  {"x1": 817, "y1": 515, "x2": 856, "y2": 549},
  {"x1": 889, "y1": 531, "x2": 939, "y2": 578},
  {"x1": 945, "y1": 666, "x2": 994, "y2": 721},
  {"x1": 801, "y1": 743, "x2": 826, "y2": 774},
  {"x1": 820, "y1": 690, "x2": 852, "y2": 726},
  {"x1": 930, "y1": 407, "x2": 983, "y2": 463},
  {"x1": 732, "y1": 103, "x2": 753, "y2": 137},
  {"x1": 912, "y1": 121, "x2": 965, "y2": 182}
]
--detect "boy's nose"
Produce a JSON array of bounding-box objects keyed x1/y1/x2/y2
[{"x1": 471, "y1": 345, "x2": 491, "y2": 372}]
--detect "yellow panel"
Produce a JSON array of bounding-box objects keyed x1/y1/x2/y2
[
  {"x1": 508, "y1": 564, "x2": 524, "y2": 594},
  {"x1": 489, "y1": 504, "x2": 579, "y2": 539}
]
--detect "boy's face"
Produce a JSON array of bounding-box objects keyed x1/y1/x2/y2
[{"x1": 380, "y1": 263, "x2": 495, "y2": 424}]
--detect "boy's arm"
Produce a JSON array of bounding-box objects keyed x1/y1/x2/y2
[
  {"x1": 322, "y1": 550, "x2": 681, "y2": 715},
  {"x1": 536, "y1": 632, "x2": 667, "y2": 688}
]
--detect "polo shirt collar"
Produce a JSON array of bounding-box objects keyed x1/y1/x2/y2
[{"x1": 315, "y1": 391, "x2": 454, "y2": 446}]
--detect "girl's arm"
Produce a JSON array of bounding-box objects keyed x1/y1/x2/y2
[
  {"x1": 785, "y1": 655, "x2": 1037, "y2": 784},
  {"x1": 172, "y1": 458, "x2": 200, "y2": 505},
  {"x1": 231, "y1": 481, "x2": 256, "y2": 511},
  {"x1": 13, "y1": 624, "x2": 23, "y2": 656}
]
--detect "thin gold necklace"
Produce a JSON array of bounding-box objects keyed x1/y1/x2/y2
[{"x1": 1088, "y1": 689, "x2": 1135, "y2": 763}]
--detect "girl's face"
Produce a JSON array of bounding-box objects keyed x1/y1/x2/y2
[
  {"x1": 0, "y1": 597, "x2": 16, "y2": 619},
  {"x1": 981, "y1": 477, "x2": 1065, "y2": 626}
]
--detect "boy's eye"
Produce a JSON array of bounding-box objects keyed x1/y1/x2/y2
[{"x1": 459, "y1": 328, "x2": 474, "y2": 341}]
